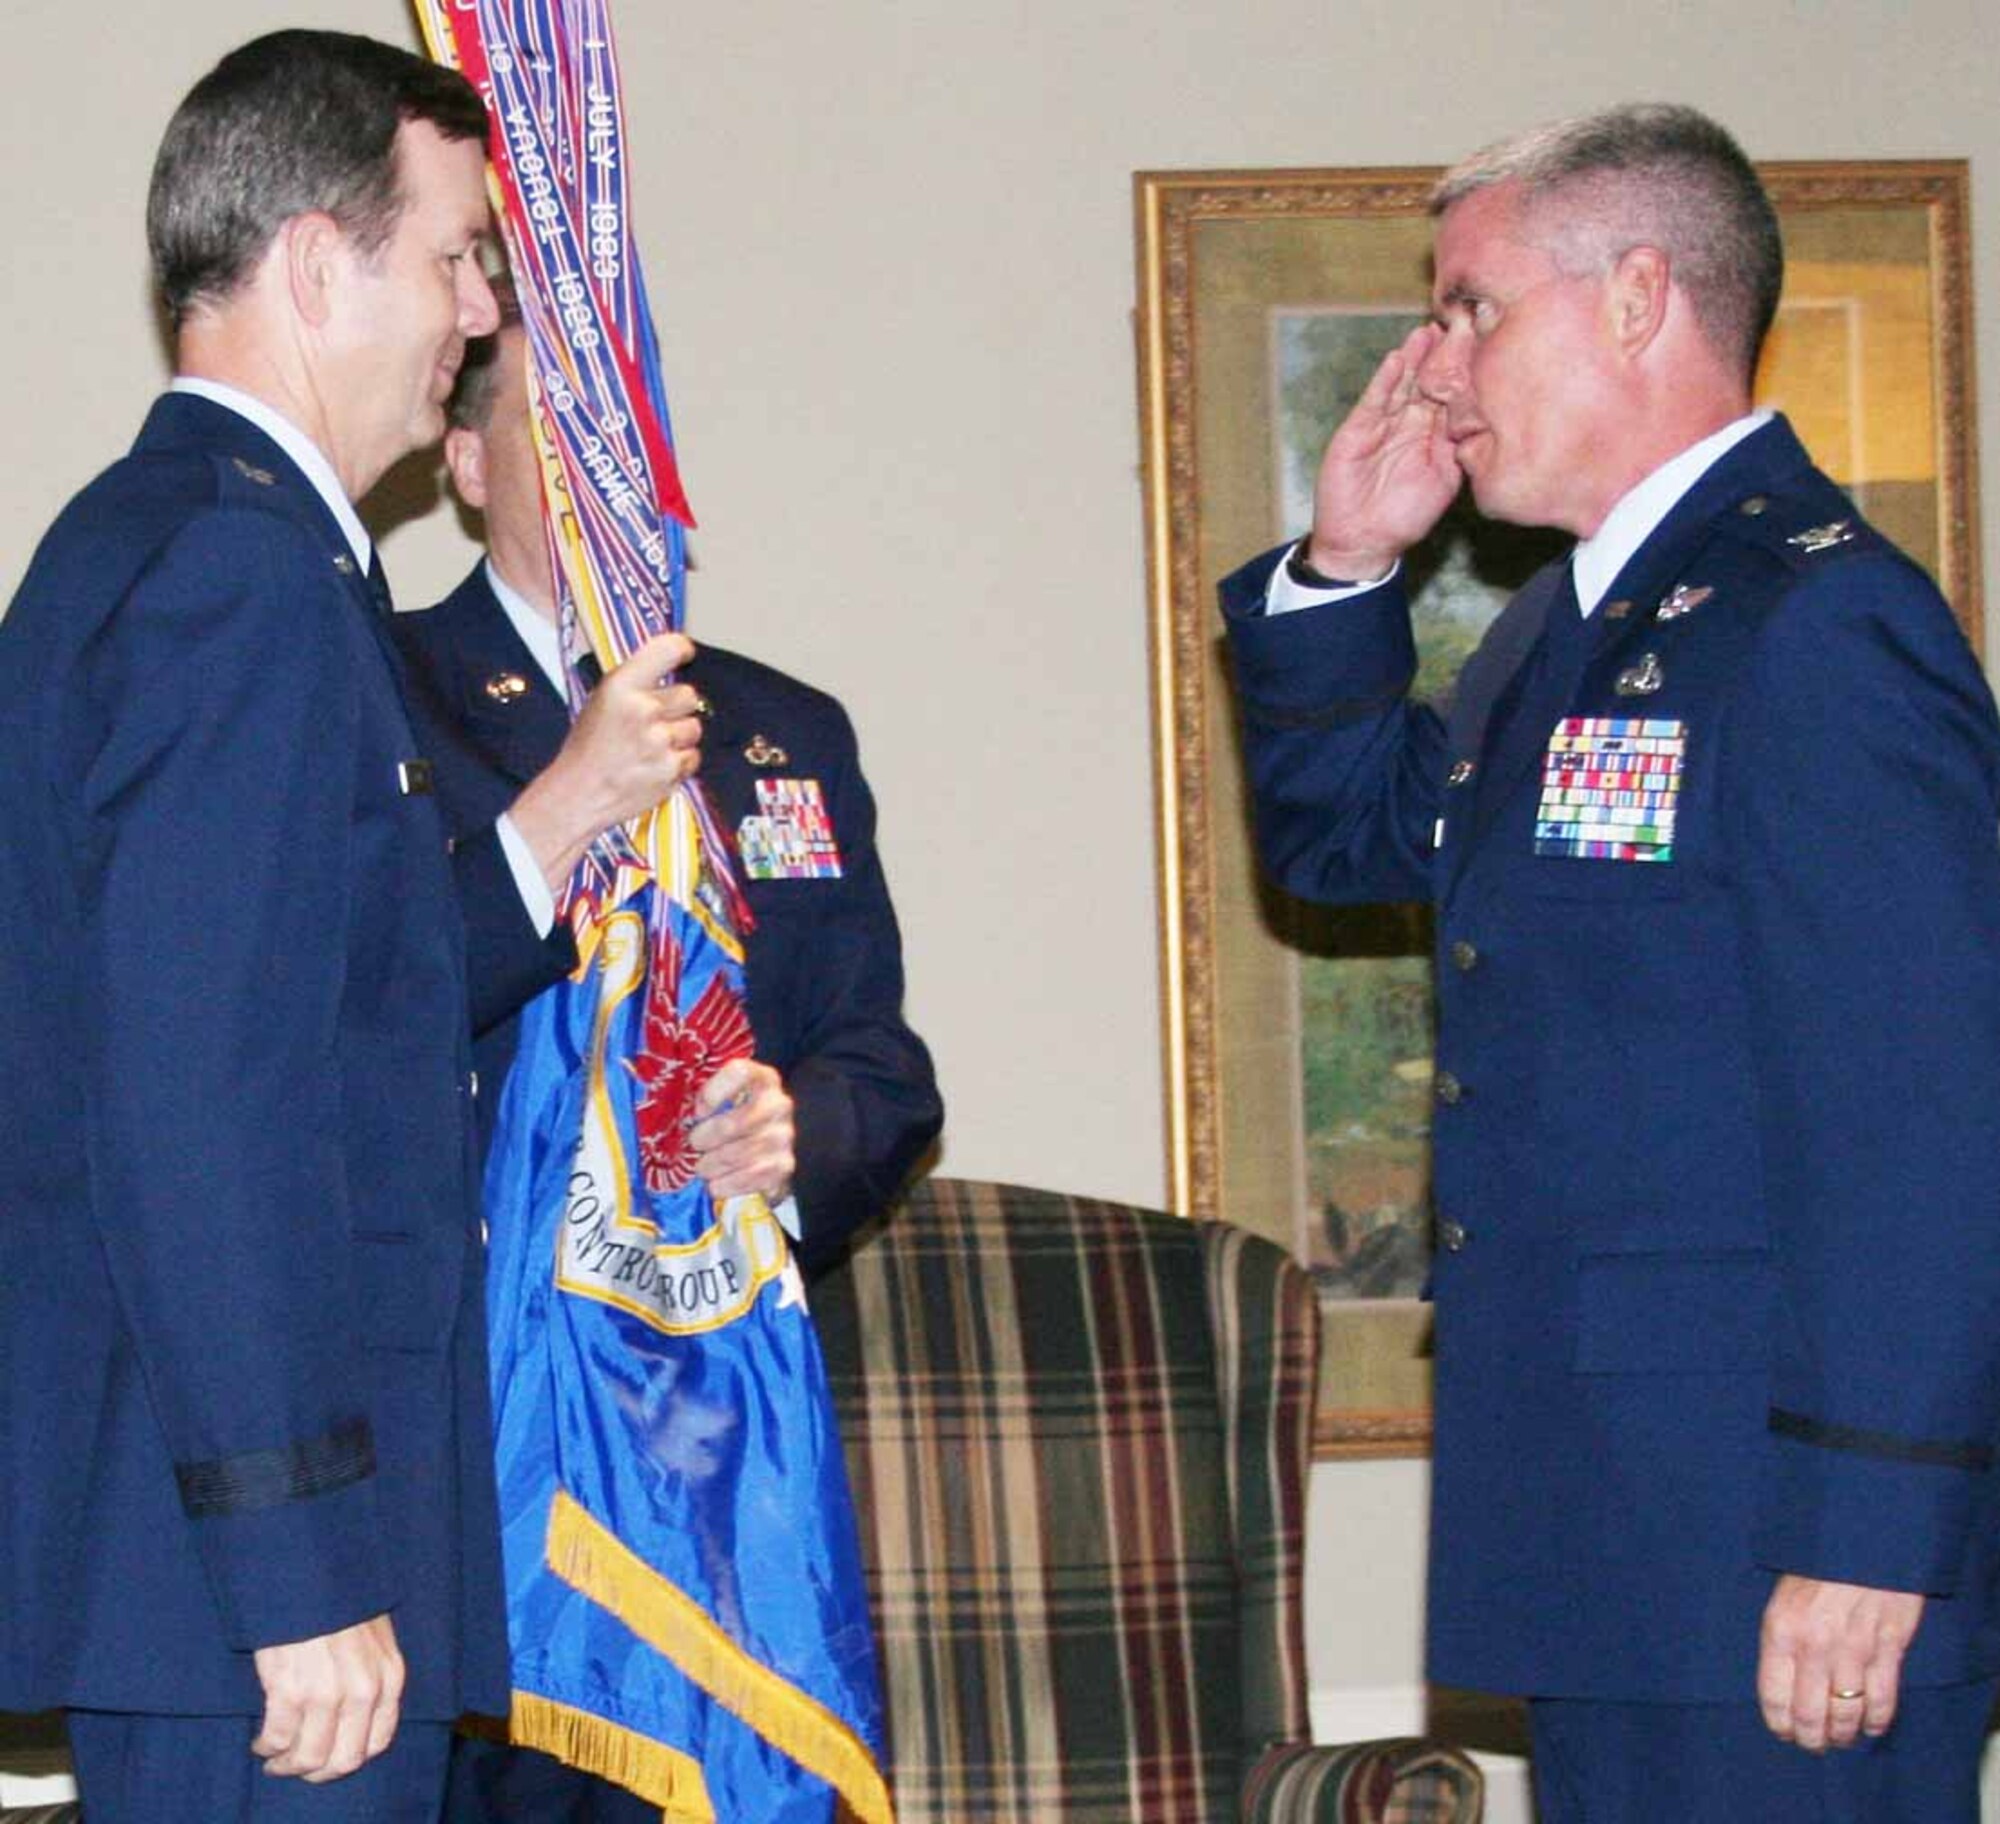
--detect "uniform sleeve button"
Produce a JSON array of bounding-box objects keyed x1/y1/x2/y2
[
  {"x1": 1434, "y1": 1070, "x2": 1466, "y2": 1106},
  {"x1": 1438, "y1": 1220, "x2": 1468, "y2": 1252},
  {"x1": 1449, "y1": 939, "x2": 1480, "y2": 973}
]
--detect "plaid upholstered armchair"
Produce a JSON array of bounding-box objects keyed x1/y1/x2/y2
[{"x1": 814, "y1": 1178, "x2": 1483, "y2": 1824}]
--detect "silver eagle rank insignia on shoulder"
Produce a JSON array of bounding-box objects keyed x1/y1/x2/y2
[{"x1": 1656, "y1": 583, "x2": 1713, "y2": 623}]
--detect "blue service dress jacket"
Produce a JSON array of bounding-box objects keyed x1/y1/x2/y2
[
  {"x1": 0, "y1": 393, "x2": 508, "y2": 1719},
  {"x1": 391, "y1": 563, "x2": 943, "y2": 1271},
  {"x1": 1223, "y1": 416, "x2": 2000, "y2": 1702}
]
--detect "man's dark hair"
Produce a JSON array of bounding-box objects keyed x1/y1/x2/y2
[
  {"x1": 147, "y1": 30, "x2": 489, "y2": 328},
  {"x1": 447, "y1": 267, "x2": 525, "y2": 434},
  {"x1": 1433, "y1": 103, "x2": 1783, "y2": 382}
]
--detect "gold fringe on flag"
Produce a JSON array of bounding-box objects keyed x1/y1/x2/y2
[
  {"x1": 510, "y1": 1690, "x2": 714, "y2": 1822},
  {"x1": 545, "y1": 1490, "x2": 896, "y2": 1824}
]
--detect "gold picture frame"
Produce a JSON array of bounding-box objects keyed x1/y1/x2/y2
[{"x1": 1135, "y1": 160, "x2": 1982, "y2": 1457}]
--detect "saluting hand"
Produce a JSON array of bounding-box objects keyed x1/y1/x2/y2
[{"x1": 1303, "y1": 322, "x2": 1460, "y2": 584}]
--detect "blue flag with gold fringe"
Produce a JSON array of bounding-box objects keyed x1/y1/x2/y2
[
  {"x1": 415, "y1": 5, "x2": 890, "y2": 1819},
  {"x1": 483, "y1": 894, "x2": 887, "y2": 1821}
]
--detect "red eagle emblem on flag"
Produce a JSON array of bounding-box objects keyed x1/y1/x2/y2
[{"x1": 627, "y1": 931, "x2": 755, "y2": 1193}]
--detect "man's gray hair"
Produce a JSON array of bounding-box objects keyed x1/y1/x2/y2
[{"x1": 1432, "y1": 103, "x2": 1782, "y2": 382}]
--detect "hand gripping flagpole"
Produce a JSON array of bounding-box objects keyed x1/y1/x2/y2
[{"x1": 415, "y1": 7, "x2": 892, "y2": 1820}]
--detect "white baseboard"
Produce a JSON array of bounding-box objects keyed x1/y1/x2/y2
[
  {"x1": 1309, "y1": 1681, "x2": 1427, "y2": 1743},
  {"x1": 1465, "y1": 1751, "x2": 1535, "y2": 1824},
  {"x1": 0, "y1": 1767, "x2": 76, "y2": 1805}
]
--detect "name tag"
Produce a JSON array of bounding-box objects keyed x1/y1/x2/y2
[
  {"x1": 398, "y1": 759, "x2": 436, "y2": 797},
  {"x1": 1534, "y1": 718, "x2": 1684, "y2": 862}
]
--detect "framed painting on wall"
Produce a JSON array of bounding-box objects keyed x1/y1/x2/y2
[{"x1": 1133, "y1": 160, "x2": 1981, "y2": 1455}]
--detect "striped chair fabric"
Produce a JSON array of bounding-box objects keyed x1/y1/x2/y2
[{"x1": 814, "y1": 1178, "x2": 1483, "y2": 1823}]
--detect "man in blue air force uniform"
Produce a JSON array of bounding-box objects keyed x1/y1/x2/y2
[
  {"x1": 392, "y1": 288, "x2": 943, "y2": 1823},
  {"x1": 0, "y1": 32, "x2": 705, "y2": 1823},
  {"x1": 1223, "y1": 104, "x2": 2000, "y2": 1820}
]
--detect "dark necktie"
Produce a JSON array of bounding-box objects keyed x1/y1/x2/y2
[
  {"x1": 1545, "y1": 560, "x2": 1593, "y2": 675},
  {"x1": 1520, "y1": 558, "x2": 1593, "y2": 729},
  {"x1": 1474, "y1": 559, "x2": 1593, "y2": 838},
  {"x1": 574, "y1": 651, "x2": 604, "y2": 692},
  {"x1": 364, "y1": 549, "x2": 394, "y2": 621}
]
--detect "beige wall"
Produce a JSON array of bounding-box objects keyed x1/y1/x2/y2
[{"x1": 6, "y1": 0, "x2": 1996, "y2": 1721}]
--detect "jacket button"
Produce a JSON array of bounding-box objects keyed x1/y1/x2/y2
[
  {"x1": 1447, "y1": 760, "x2": 1476, "y2": 787},
  {"x1": 1449, "y1": 939, "x2": 1479, "y2": 973},
  {"x1": 1438, "y1": 1220, "x2": 1468, "y2": 1252},
  {"x1": 1435, "y1": 1070, "x2": 1465, "y2": 1106}
]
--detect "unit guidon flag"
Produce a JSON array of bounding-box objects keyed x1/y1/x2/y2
[{"x1": 414, "y1": 4, "x2": 890, "y2": 1817}]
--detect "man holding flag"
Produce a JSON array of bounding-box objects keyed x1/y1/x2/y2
[
  {"x1": 407, "y1": 6, "x2": 935, "y2": 1820},
  {"x1": 399, "y1": 276, "x2": 942, "y2": 1823}
]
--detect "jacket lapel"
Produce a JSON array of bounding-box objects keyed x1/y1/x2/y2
[
  {"x1": 435, "y1": 572, "x2": 573, "y2": 789},
  {"x1": 682, "y1": 661, "x2": 757, "y2": 832},
  {"x1": 1439, "y1": 557, "x2": 1572, "y2": 895},
  {"x1": 134, "y1": 392, "x2": 429, "y2": 724},
  {"x1": 1579, "y1": 417, "x2": 1817, "y2": 689},
  {"x1": 137, "y1": 392, "x2": 379, "y2": 620}
]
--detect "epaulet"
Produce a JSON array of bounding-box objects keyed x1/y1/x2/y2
[
  {"x1": 195, "y1": 449, "x2": 360, "y2": 587},
  {"x1": 92, "y1": 444, "x2": 300, "y2": 554},
  {"x1": 203, "y1": 449, "x2": 344, "y2": 569},
  {"x1": 1713, "y1": 487, "x2": 1889, "y2": 575}
]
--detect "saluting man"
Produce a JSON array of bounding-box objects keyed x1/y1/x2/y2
[
  {"x1": 1224, "y1": 103, "x2": 2000, "y2": 1821},
  {"x1": 0, "y1": 30, "x2": 698, "y2": 1823},
  {"x1": 390, "y1": 275, "x2": 943, "y2": 1824}
]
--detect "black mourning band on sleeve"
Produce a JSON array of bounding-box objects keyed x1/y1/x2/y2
[
  {"x1": 1768, "y1": 1406, "x2": 1994, "y2": 1474},
  {"x1": 175, "y1": 1416, "x2": 377, "y2": 1519}
]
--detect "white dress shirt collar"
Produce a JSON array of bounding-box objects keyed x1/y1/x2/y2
[
  {"x1": 169, "y1": 377, "x2": 372, "y2": 571},
  {"x1": 483, "y1": 558, "x2": 566, "y2": 695},
  {"x1": 1571, "y1": 410, "x2": 1772, "y2": 615}
]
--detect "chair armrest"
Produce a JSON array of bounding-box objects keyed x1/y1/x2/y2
[{"x1": 1243, "y1": 1737, "x2": 1485, "y2": 1824}]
